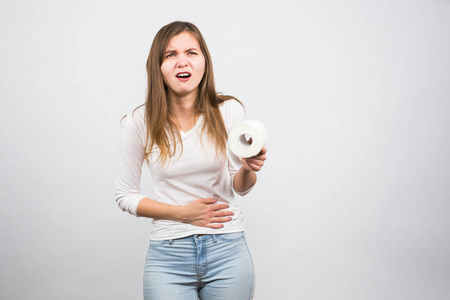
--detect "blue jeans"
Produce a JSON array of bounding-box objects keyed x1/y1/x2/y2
[{"x1": 143, "y1": 232, "x2": 255, "y2": 300}]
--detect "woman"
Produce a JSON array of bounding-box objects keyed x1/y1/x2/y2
[{"x1": 115, "y1": 21, "x2": 267, "y2": 300}]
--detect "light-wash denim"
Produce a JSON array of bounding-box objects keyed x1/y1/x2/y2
[{"x1": 143, "y1": 232, "x2": 255, "y2": 300}]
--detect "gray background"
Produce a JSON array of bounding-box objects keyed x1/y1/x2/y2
[{"x1": 1, "y1": 0, "x2": 449, "y2": 299}]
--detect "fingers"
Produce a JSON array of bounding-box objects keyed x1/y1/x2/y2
[
  {"x1": 193, "y1": 198, "x2": 233, "y2": 229},
  {"x1": 241, "y1": 147, "x2": 267, "y2": 171},
  {"x1": 198, "y1": 197, "x2": 230, "y2": 211},
  {"x1": 245, "y1": 147, "x2": 267, "y2": 163},
  {"x1": 246, "y1": 162, "x2": 262, "y2": 171},
  {"x1": 208, "y1": 223, "x2": 225, "y2": 229},
  {"x1": 211, "y1": 203, "x2": 230, "y2": 211},
  {"x1": 252, "y1": 148, "x2": 267, "y2": 159},
  {"x1": 206, "y1": 216, "x2": 233, "y2": 229},
  {"x1": 199, "y1": 197, "x2": 219, "y2": 204},
  {"x1": 244, "y1": 157, "x2": 265, "y2": 166},
  {"x1": 212, "y1": 216, "x2": 233, "y2": 223},
  {"x1": 213, "y1": 210, "x2": 234, "y2": 217},
  {"x1": 200, "y1": 198, "x2": 231, "y2": 210},
  {"x1": 242, "y1": 157, "x2": 265, "y2": 171}
]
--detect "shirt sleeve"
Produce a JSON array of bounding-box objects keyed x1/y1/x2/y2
[
  {"x1": 114, "y1": 109, "x2": 148, "y2": 216},
  {"x1": 222, "y1": 100, "x2": 255, "y2": 196}
]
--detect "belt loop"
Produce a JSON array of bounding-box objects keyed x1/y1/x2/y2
[
  {"x1": 168, "y1": 239, "x2": 173, "y2": 245},
  {"x1": 212, "y1": 234, "x2": 217, "y2": 244}
]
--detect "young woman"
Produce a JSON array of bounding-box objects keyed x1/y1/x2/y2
[{"x1": 115, "y1": 21, "x2": 267, "y2": 300}]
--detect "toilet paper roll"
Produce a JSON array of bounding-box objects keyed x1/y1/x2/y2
[{"x1": 227, "y1": 120, "x2": 268, "y2": 169}]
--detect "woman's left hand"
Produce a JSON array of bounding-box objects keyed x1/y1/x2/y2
[{"x1": 241, "y1": 147, "x2": 267, "y2": 172}]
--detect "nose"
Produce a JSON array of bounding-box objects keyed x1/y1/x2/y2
[{"x1": 176, "y1": 54, "x2": 188, "y2": 68}]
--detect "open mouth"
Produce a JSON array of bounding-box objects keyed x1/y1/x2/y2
[{"x1": 176, "y1": 72, "x2": 191, "y2": 79}]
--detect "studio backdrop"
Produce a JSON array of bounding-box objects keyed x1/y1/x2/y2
[{"x1": 1, "y1": 0, "x2": 449, "y2": 299}]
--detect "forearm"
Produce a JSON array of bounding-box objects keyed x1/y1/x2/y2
[
  {"x1": 136, "y1": 197, "x2": 186, "y2": 222},
  {"x1": 136, "y1": 197, "x2": 232, "y2": 229},
  {"x1": 233, "y1": 168, "x2": 257, "y2": 193}
]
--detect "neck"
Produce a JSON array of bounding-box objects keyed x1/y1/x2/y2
[{"x1": 168, "y1": 89, "x2": 198, "y2": 119}]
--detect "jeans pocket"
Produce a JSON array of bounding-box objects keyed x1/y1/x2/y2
[
  {"x1": 215, "y1": 231, "x2": 245, "y2": 242},
  {"x1": 149, "y1": 239, "x2": 170, "y2": 247}
]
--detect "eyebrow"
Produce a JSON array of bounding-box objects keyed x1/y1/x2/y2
[{"x1": 164, "y1": 47, "x2": 200, "y2": 54}]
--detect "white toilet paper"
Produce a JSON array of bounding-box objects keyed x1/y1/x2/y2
[{"x1": 228, "y1": 120, "x2": 268, "y2": 169}]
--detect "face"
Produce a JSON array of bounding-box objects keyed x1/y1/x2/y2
[{"x1": 161, "y1": 31, "x2": 206, "y2": 100}]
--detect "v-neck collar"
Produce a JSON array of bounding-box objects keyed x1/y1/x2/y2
[{"x1": 179, "y1": 115, "x2": 203, "y2": 137}]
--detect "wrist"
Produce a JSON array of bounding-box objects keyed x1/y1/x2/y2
[
  {"x1": 175, "y1": 205, "x2": 189, "y2": 223},
  {"x1": 240, "y1": 167, "x2": 256, "y2": 179}
]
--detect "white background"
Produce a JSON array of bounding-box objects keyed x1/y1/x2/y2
[{"x1": 1, "y1": 0, "x2": 449, "y2": 299}]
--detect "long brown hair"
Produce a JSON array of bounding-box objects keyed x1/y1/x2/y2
[{"x1": 144, "y1": 21, "x2": 240, "y2": 165}]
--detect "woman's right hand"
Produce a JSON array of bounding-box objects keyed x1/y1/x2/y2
[{"x1": 181, "y1": 198, "x2": 234, "y2": 229}]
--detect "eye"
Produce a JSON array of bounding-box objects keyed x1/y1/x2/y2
[
  {"x1": 188, "y1": 51, "x2": 197, "y2": 55},
  {"x1": 165, "y1": 53, "x2": 175, "y2": 58}
]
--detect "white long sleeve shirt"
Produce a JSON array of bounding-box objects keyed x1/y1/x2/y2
[{"x1": 115, "y1": 100, "x2": 253, "y2": 240}]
